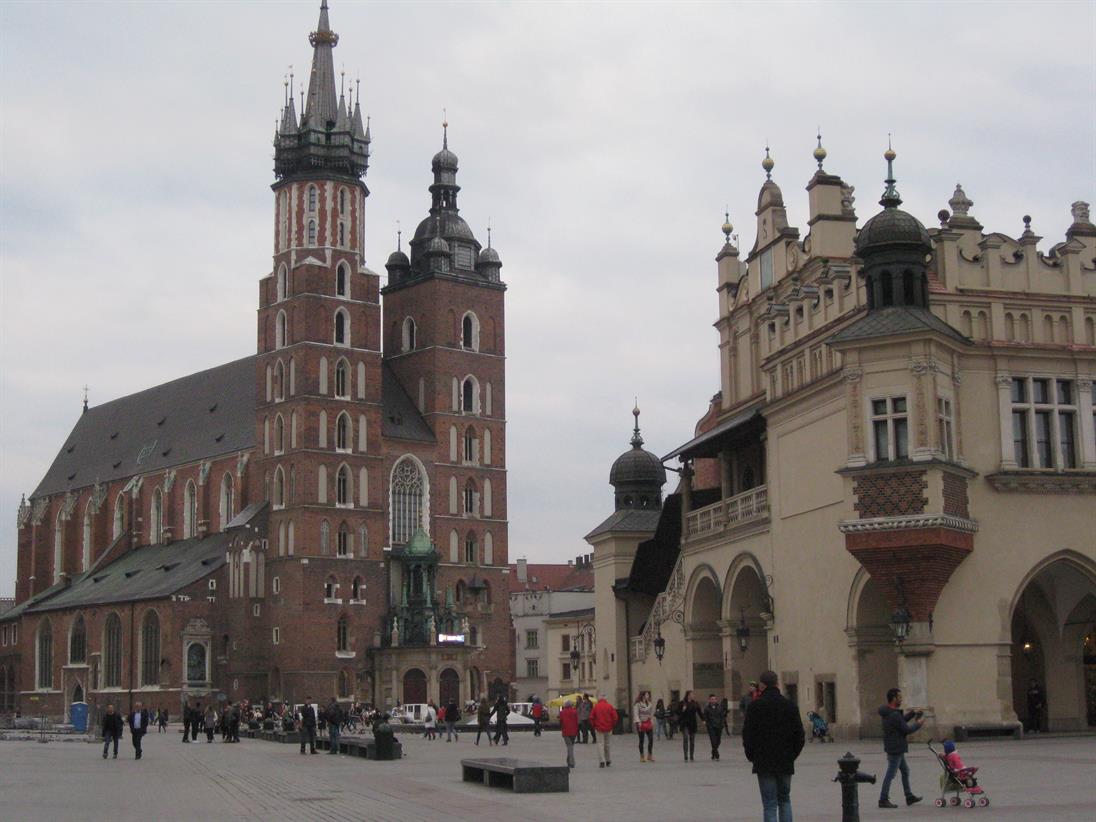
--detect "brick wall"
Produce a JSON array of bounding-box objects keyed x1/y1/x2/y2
[
  {"x1": 942, "y1": 471, "x2": 969, "y2": 518},
  {"x1": 853, "y1": 469, "x2": 927, "y2": 519}
]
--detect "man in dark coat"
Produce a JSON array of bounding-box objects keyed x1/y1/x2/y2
[
  {"x1": 181, "y1": 701, "x2": 192, "y2": 743},
  {"x1": 324, "y1": 698, "x2": 343, "y2": 754},
  {"x1": 128, "y1": 702, "x2": 151, "y2": 760},
  {"x1": 1025, "y1": 679, "x2": 1045, "y2": 733},
  {"x1": 101, "y1": 704, "x2": 124, "y2": 759},
  {"x1": 299, "y1": 697, "x2": 318, "y2": 754},
  {"x1": 490, "y1": 696, "x2": 510, "y2": 746},
  {"x1": 878, "y1": 687, "x2": 923, "y2": 808},
  {"x1": 702, "y1": 694, "x2": 726, "y2": 760},
  {"x1": 742, "y1": 671, "x2": 805, "y2": 822}
]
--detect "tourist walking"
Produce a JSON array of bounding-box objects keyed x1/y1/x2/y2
[
  {"x1": 676, "y1": 691, "x2": 700, "y2": 762},
  {"x1": 590, "y1": 695, "x2": 618, "y2": 768},
  {"x1": 654, "y1": 698, "x2": 668, "y2": 740},
  {"x1": 101, "y1": 704, "x2": 124, "y2": 759},
  {"x1": 703, "y1": 694, "x2": 726, "y2": 760},
  {"x1": 665, "y1": 698, "x2": 678, "y2": 740},
  {"x1": 720, "y1": 697, "x2": 732, "y2": 735},
  {"x1": 182, "y1": 701, "x2": 192, "y2": 743},
  {"x1": 445, "y1": 699, "x2": 461, "y2": 741},
  {"x1": 424, "y1": 701, "x2": 438, "y2": 740},
  {"x1": 475, "y1": 697, "x2": 493, "y2": 746},
  {"x1": 491, "y1": 696, "x2": 510, "y2": 745},
  {"x1": 299, "y1": 698, "x2": 318, "y2": 755},
  {"x1": 192, "y1": 702, "x2": 203, "y2": 741},
  {"x1": 158, "y1": 708, "x2": 169, "y2": 733},
  {"x1": 1025, "y1": 679, "x2": 1045, "y2": 733},
  {"x1": 325, "y1": 698, "x2": 343, "y2": 754},
  {"x1": 742, "y1": 671, "x2": 805, "y2": 822},
  {"x1": 877, "y1": 687, "x2": 924, "y2": 809},
  {"x1": 560, "y1": 699, "x2": 579, "y2": 768},
  {"x1": 204, "y1": 705, "x2": 217, "y2": 743},
  {"x1": 531, "y1": 698, "x2": 545, "y2": 737},
  {"x1": 633, "y1": 690, "x2": 655, "y2": 762},
  {"x1": 578, "y1": 694, "x2": 594, "y2": 744},
  {"x1": 128, "y1": 702, "x2": 150, "y2": 760}
]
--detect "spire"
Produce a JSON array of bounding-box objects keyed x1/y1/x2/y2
[
  {"x1": 487, "y1": 218, "x2": 492, "y2": 248},
  {"x1": 351, "y1": 77, "x2": 367, "y2": 140},
  {"x1": 305, "y1": 0, "x2": 340, "y2": 129},
  {"x1": 443, "y1": 109, "x2": 448, "y2": 149},
  {"x1": 82, "y1": 385, "x2": 89, "y2": 414},
  {"x1": 762, "y1": 144, "x2": 774, "y2": 180},
  {"x1": 397, "y1": 220, "x2": 402, "y2": 251},
  {"x1": 813, "y1": 128, "x2": 827, "y2": 171},
  {"x1": 334, "y1": 73, "x2": 349, "y2": 133},
  {"x1": 722, "y1": 209, "x2": 734, "y2": 243},
  {"x1": 880, "y1": 135, "x2": 901, "y2": 207},
  {"x1": 630, "y1": 401, "x2": 644, "y2": 448}
]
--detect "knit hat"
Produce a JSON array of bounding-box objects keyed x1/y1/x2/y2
[{"x1": 943, "y1": 740, "x2": 956, "y2": 754}]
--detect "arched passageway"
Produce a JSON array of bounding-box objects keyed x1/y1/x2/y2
[
  {"x1": 726, "y1": 565, "x2": 768, "y2": 703},
  {"x1": 439, "y1": 668, "x2": 461, "y2": 706},
  {"x1": 852, "y1": 575, "x2": 898, "y2": 738},
  {"x1": 687, "y1": 574, "x2": 723, "y2": 697}
]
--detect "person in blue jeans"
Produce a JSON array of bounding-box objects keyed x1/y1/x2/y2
[
  {"x1": 877, "y1": 688, "x2": 923, "y2": 808},
  {"x1": 742, "y1": 670, "x2": 805, "y2": 822}
]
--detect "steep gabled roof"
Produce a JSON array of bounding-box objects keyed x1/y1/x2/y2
[{"x1": 381, "y1": 361, "x2": 435, "y2": 443}]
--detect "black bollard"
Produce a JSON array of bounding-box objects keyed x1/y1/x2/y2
[{"x1": 834, "y1": 751, "x2": 876, "y2": 822}]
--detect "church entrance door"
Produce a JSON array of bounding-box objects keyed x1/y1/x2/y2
[
  {"x1": 403, "y1": 668, "x2": 427, "y2": 704},
  {"x1": 439, "y1": 668, "x2": 460, "y2": 706}
]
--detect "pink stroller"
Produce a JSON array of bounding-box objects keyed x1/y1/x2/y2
[{"x1": 929, "y1": 741, "x2": 990, "y2": 808}]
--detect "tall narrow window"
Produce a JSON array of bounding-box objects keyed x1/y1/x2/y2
[
  {"x1": 320, "y1": 519, "x2": 330, "y2": 555},
  {"x1": 402, "y1": 317, "x2": 416, "y2": 352},
  {"x1": 390, "y1": 457, "x2": 426, "y2": 544},
  {"x1": 336, "y1": 464, "x2": 351, "y2": 506},
  {"x1": 1010, "y1": 376, "x2": 1078, "y2": 469},
  {"x1": 219, "y1": 474, "x2": 234, "y2": 530},
  {"x1": 275, "y1": 310, "x2": 287, "y2": 348},
  {"x1": 274, "y1": 360, "x2": 285, "y2": 401},
  {"x1": 103, "y1": 613, "x2": 122, "y2": 688},
  {"x1": 464, "y1": 428, "x2": 476, "y2": 463},
  {"x1": 325, "y1": 576, "x2": 338, "y2": 599},
  {"x1": 334, "y1": 309, "x2": 349, "y2": 346},
  {"x1": 464, "y1": 481, "x2": 476, "y2": 516},
  {"x1": 140, "y1": 611, "x2": 160, "y2": 687},
  {"x1": 351, "y1": 576, "x2": 364, "y2": 600},
  {"x1": 69, "y1": 616, "x2": 86, "y2": 664},
  {"x1": 150, "y1": 489, "x2": 163, "y2": 545},
  {"x1": 308, "y1": 219, "x2": 317, "y2": 245},
  {"x1": 337, "y1": 522, "x2": 351, "y2": 557},
  {"x1": 870, "y1": 396, "x2": 909, "y2": 462},
  {"x1": 273, "y1": 467, "x2": 286, "y2": 509},
  {"x1": 335, "y1": 359, "x2": 349, "y2": 398},
  {"x1": 183, "y1": 481, "x2": 197, "y2": 539},
  {"x1": 53, "y1": 510, "x2": 63, "y2": 583},
  {"x1": 82, "y1": 503, "x2": 92, "y2": 572},
  {"x1": 336, "y1": 615, "x2": 349, "y2": 652},
  {"x1": 462, "y1": 378, "x2": 476, "y2": 413},
  {"x1": 465, "y1": 532, "x2": 477, "y2": 564},
  {"x1": 336, "y1": 262, "x2": 348, "y2": 297},
  {"x1": 937, "y1": 398, "x2": 955, "y2": 461},
  {"x1": 274, "y1": 415, "x2": 285, "y2": 453},
  {"x1": 462, "y1": 312, "x2": 479, "y2": 350},
  {"x1": 277, "y1": 264, "x2": 288, "y2": 301},
  {"x1": 113, "y1": 493, "x2": 126, "y2": 540},
  {"x1": 37, "y1": 619, "x2": 53, "y2": 689},
  {"x1": 336, "y1": 413, "x2": 351, "y2": 452},
  {"x1": 308, "y1": 184, "x2": 318, "y2": 212}
]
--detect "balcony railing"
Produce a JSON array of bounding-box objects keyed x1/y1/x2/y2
[{"x1": 685, "y1": 485, "x2": 769, "y2": 538}]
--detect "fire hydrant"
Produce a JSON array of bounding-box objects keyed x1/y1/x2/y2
[{"x1": 834, "y1": 751, "x2": 876, "y2": 822}]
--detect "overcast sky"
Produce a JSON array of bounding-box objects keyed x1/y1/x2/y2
[{"x1": 1, "y1": 0, "x2": 1093, "y2": 597}]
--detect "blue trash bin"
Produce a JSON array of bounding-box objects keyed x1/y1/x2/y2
[{"x1": 70, "y1": 702, "x2": 89, "y2": 733}]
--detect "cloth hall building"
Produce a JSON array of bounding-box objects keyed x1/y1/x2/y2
[
  {"x1": 0, "y1": 2, "x2": 512, "y2": 721},
  {"x1": 588, "y1": 144, "x2": 1096, "y2": 738}
]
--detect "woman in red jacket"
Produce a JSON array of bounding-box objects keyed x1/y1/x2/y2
[
  {"x1": 590, "y1": 696, "x2": 619, "y2": 768},
  {"x1": 559, "y1": 700, "x2": 579, "y2": 768}
]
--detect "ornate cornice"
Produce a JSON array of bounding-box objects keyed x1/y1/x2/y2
[
  {"x1": 839, "y1": 513, "x2": 980, "y2": 534},
  {"x1": 985, "y1": 471, "x2": 1096, "y2": 494}
]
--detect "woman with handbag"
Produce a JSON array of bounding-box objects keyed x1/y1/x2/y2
[{"x1": 633, "y1": 690, "x2": 655, "y2": 762}]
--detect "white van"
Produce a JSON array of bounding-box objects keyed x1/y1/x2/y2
[{"x1": 392, "y1": 703, "x2": 429, "y2": 724}]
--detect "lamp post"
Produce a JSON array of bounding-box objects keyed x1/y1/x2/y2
[
  {"x1": 654, "y1": 632, "x2": 666, "y2": 664},
  {"x1": 891, "y1": 577, "x2": 911, "y2": 644},
  {"x1": 736, "y1": 607, "x2": 751, "y2": 653},
  {"x1": 569, "y1": 646, "x2": 580, "y2": 682}
]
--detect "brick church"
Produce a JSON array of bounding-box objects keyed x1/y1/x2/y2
[{"x1": 0, "y1": 1, "x2": 512, "y2": 720}]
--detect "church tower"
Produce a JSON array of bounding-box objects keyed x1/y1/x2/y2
[{"x1": 253, "y1": 0, "x2": 385, "y2": 701}]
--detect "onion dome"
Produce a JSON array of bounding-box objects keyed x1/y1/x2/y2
[
  {"x1": 432, "y1": 119, "x2": 459, "y2": 172},
  {"x1": 426, "y1": 233, "x2": 451, "y2": 256},
  {"x1": 610, "y1": 405, "x2": 666, "y2": 511},
  {"x1": 386, "y1": 248, "x2": 410, "y2": 268}
]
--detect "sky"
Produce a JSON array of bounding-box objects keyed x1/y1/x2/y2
[{"x1": 1, "y1": 0, "x2": 1094, "y2": 598}]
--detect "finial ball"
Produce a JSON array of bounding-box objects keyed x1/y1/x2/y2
[
  {"x1": 937, "y1": 209, "x2": 950, "y2": 225},
  {"x1": 762, "y1": 155, "x2": 775, "y2": 172},
  {"x1": 813, "y1": 145, "x2": 827, "y2": 162},
  {"x1": 1023, "y1": 214, "x2": 1032, "y2": 227},
  {"x1": 884, "y1": 147, "x2": 896, "y2": 162}
]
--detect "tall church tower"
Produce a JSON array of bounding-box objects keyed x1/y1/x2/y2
[{"x1": 253, "y1": 1, "x2": 385, "y2": 700}]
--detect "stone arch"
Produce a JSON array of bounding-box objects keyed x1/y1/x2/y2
[
  {"x1": 724, "y1": 557, "x2": 770, "y2": 705},
  {"x1": 684, "y1": 564, "x2": 723, "y2": 697},
  {"x1": 439, "y1": 667, "x2": 461, "y2": 706},
  {"x1": 848, "y1": 569, "x2": 898, "y2": 737},
  {"x1": 402, "y1": 667, "x2": 427, "y2": 704}
]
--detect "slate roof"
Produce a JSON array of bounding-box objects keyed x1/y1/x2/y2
[
  {"x1": 30, "y1": 356, "x2": 435, "y2": 500},
  {"x1": 381, "y1": 361, "x2": 435, "y2": 443},
  {"x1": 663, "y1": 403, "x2": 764, "y2": 462},
  {"x1": 508, "y1": 563, "x2": 594, "y2": 594},
  {"x1": 32, "y1": 357, "x2": 256, "y2": 499},
  {"x1": 828, "y1": 306, "x2": 970, "y2": 346},
  {"x1": 25, "y1": 532, "x2": 230, "y2": 614},
  {"x1": 626, "y1": 489, "x2": 719, "y2": 597},
  {"x1": 584, "y1": 508, "x2": 663, "y2": 541}
]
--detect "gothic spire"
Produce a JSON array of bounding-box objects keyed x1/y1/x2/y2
[
  {"x1": 304, "y1": 0, "x2": 340, "y2": 129},
  {"x1": 880, "y1": 136, "x2": 902, "y2": 208}
]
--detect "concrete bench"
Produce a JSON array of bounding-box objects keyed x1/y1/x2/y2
[
  {"x1": 461, "y1": 757, "x2": 568, "y2": 793},
  {"x1": 954, "y1": 723, "x2": 1021, "y2": 741}
]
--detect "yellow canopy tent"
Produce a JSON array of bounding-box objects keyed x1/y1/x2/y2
[{"x1": 547, "y1": 692, "x2": 586, "y2": 709}]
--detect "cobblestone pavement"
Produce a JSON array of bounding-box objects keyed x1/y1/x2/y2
[{"x1": 1, "y1": 727, "x2": 1094, "y2": 821}]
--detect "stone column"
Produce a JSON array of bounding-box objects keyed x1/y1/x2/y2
[
  {"x1": 995, "y1": 374, "x2": 1018, "y2": 469},
  {"x1": 1078, "y1": 379, "x2": 1096, "y2": 469},
  {"x1": 844, "y1": 367, "x2": 867, "y2": 467}
]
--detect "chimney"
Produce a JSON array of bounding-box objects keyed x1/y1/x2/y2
[{"x1": 516, "y1": 557, "x2": 528, "y2": 583}]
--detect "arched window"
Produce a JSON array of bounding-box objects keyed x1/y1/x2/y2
[
  {"x1": 274, "y1": 360, "x2": 285, "y2": 401},
  {"x1": 275, "y1": 310, "x2": 287, "y2": 349},
  {"x1": 483, "y1": 479, "x2": 492, "y2": 517},
  {"x1": 150, "y1": 489, "x2": 163, "y2": 545},
  {"x1": 336, "y1": 615, "x2": 349, "y2": 652},
  {"x1": 69, "y1": 615, "x2": 86, "y2": 664},
  {"x1": 455, "y1": 580, "x2": 466, "y2": 604},
  {"x1": 308, "y1": 219, "x2": 317, "y2": 245},
  {"x1": 335, "y1": 412, "x2": 351, "y2": 451},
  {"x1": 274, "y1": 414, "x2": 285, "y2": 453},
  {"x1": 462, "y1": 312, "x2": 479, "y2": 351},
  {"x1": 307, "y1": 184, "x2": 317, "y2": 212},
  {"x1": 449, "y1": 529, "x2": 459, "y2": 563},
  {"x1": 324, "y1": 575, "x2": 338, "y2": 599},
  {"x1": 82, "y1": 502, "x2": 93, "y2": 572},
  {"x1": 276, "y1": 263, "x2": 288, "y2": 301},
  {"x1": 336, "y1": 464, "x2": 351, "y2": 506},
  {"x1": 183, "y1": 481, "x2": 197, "y2": 539},
  {"x1": 462, "y1": 377, "x2": 477, "y2": 414},
  {"x1": 401, "y1": 316, "x2": 417, "y2": 352},
  {"x1": 338, "y1": 669, "x2": 350, "y2": 697},
  {"x1": 464, "y1": 532, "x2": 477, "y2": 564},
  {"x1": 334, "y1": 308, "x2": 349, "y2": 346},
  {"x1": 103, "y1": 613, "x2": 122, "y2": 688},
  {"x1": 336, "y1": 262, "x2": 348, "y2": 297},
  {"x1": 351, "y1": 576, "x2": 364, "y2": 601},
  {"x1": 36, "y1": 619, "x2": 53, "y2": 689},
  {"x1": 390, "y1": 457, "x2": 426, "y2": 544},
  {"x1": 320, "y1": 519, "x2": 330, "y2": 555},
  {"x1": 53, "y1": 510, "x2": 63, "y2": 583},
  {"x1": 337, "y1": 522, "x2": 350, "y2": 557},
  {"x1": 464, "y1": 480, "x2": 476, "y2": 516},
  {"x1": 219, "y1": 474, "x2": 234, "y2": 530},
  {"x1": 483, "y1": 429, "x2": 492, "y2": 465},
  {"x1": 140, "y1": 611, "x2": 160, "y2": 687},
  {"x1": 335, "y1": 358, "x2": 349, "y2": 398},
  {"x1": 113, "y1": 493, "x2": 126, "y2": 541},
  {"x1": 273, "y1": 467, "x2": 286, "y2": 508},
  {"x1": 483, "y1": 531, "x2": 494, "y2": 565},
  {"x1": 339, "y1": 187, "x2": 347, "y2": 215}
]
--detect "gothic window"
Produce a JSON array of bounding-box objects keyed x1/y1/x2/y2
[
  {"x1": 274, "y1": 360, "x2": 285, "y2": 401},
  {"x1": 402, "y1": 317, "x2": 416, "y2": 352},
  {"x1": 358, "y1": 524, "x2": 368, "y2": 557},
  {"x1": 336, "y1": 262, "x2": 348, "y2": 297},
  {"x1": 456, "y1": 580, "x2": 466, "y2": 603},
  {"x1": 183, "y1": 481, "x2": 197, "y2": 539},
  {"x1": 69, "y1": 615, "x2": 86, "y2": 664},
  {"x1": 339, "y1": 187, "x2": 347, "y2": 215},
  {"x1": 150, "y1": 489, "x2": 163, "y2": 545},
  {"x1": 113, "y1": 493, "x2": 126, "y2": 540},
  {"x1": 464, "y1": 480, "x2": 476, "y2": 516},
  {"x1": 320, "y1": 519, "x2": 330, "y2": 555},
  {"x1": 351, "y1": 576, "x2": 364, "y2": 601},
  {"x1": 462, "y1": 312, "x2": 479, "y2": 351},
  {"x1": 464, "y1": 532, "x2": 477, "y2": 564},
  {"x1": 36, "y1": 619, "x2": 53, "y2": 689},
  {"x1": 390, "y1": 457, "x2": 426, "y2": 545},
  {"x1": 53, "y1": 510, "x2": 63, "y2": 583},
  {"x1": 336, "y1": 412, "x2": 351, "y2": 452},
  {"x1": 464, "y1": 427, "x2": 476, "y2": 463},
  {"x1": 103, "y1": 613, "x2": 122, "y2": 688},
  {"x1": 186, "y1": 642, "x2": 207, "y2": 683},
  {"x1": 308, "y1": 184, "x2": 317, "y2": 212},
  {"x1": 276, "y1": 310, "x2": 287, "y2": 348},
  {"x1": 219, "y1": 474, "x2": 234, "y2": 530},
  {"x1": 308, "y1": 219, "x2": 317, "y2": 245},
  {"x1": 325, "y1": 576, "x2": 338, "y2": 600},
  {"x1": 337, "y1": 522, "x2": 350, "y2": 557},
  {"x1": 338, "y1": 222, "x2": 346, "y2": 246},
  {"x1": 273, "y1": 467, "x2": 286, "y2": 509},
  {"x1": 140, "y1": 611, "x2": 160, "y2": 688},
  {"x1": 82, "y1": 502, "x2": 92, "y2": 572},
  {"x1": 462, "y1": 377, "x2": 477, "y2": 414},
  {"x1": 334, "y1": 308, "x2": 349, "y2": 346},
  {"x1": 483, "y1": 531, "x2": 493, "y2": 565},
  {"x1": 276, "y1": 264, "x2": 288, "y2": 301},
  {"x1": 336, "y1": 615, "x2": 349, "y2": 652},
  {"x1": 336, "y1": 464, "x2": 351, "y2": 506},
  {"x1": 274, "y1": 415, "x2": 285, "y2": 453},
  {"x1": 335, "y1": 358, "x2": 349, "y2": 398},
  {"x1": 483, "y1": 429, "x2": 492, "y2": 465}
]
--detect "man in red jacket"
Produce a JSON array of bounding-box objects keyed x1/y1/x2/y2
[
  {"x1": 559, "y1": 700, "x2": 579, "y2": 768},
  {"x1": 590, "y1": 695, "x2": 619, "y2": 768}
]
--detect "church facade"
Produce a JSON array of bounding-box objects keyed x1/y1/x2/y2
[
  {"x1": 0, "y1": 2, "x2": 512, "y2": 720},
  {"x1": 588, "y1": 143, "x2": 1096, "y2": 738}
]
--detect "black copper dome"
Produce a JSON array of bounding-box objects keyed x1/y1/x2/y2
[
  {"x1": 610, "y1": 445, "x2": 667, "y2": 487},
  {"x1": 856, "y1": 206, "x2": 930, "y2": 258}
]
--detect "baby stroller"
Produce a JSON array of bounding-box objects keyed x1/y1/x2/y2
[
  {"x1": 806, "y1": 711, "x2": 833, "y2": 743},
  {"x1": 929, "y1": 741, "x2": 990, "y2": 808}
]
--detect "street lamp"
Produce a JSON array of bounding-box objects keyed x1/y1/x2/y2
[
  {"x1": 736, "y1": 607, "x2": 750, "y2": 653},
  {"x1": 569, "y1": 647, "x2": 580, "y2": 670},
  {"x1": 653, "y1": 632, "x2": 666, "y2": 663},
  {"x1": 891, "y1": 577, "x2": 912, "y2": 644}
]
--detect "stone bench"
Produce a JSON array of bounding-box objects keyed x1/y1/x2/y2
[
  {"x1": 461, "y1": 758, "x2": 568, "y2": 793},
  {"x1": 954, "y1": 723, "x2": 1022, "y2": 741}
]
